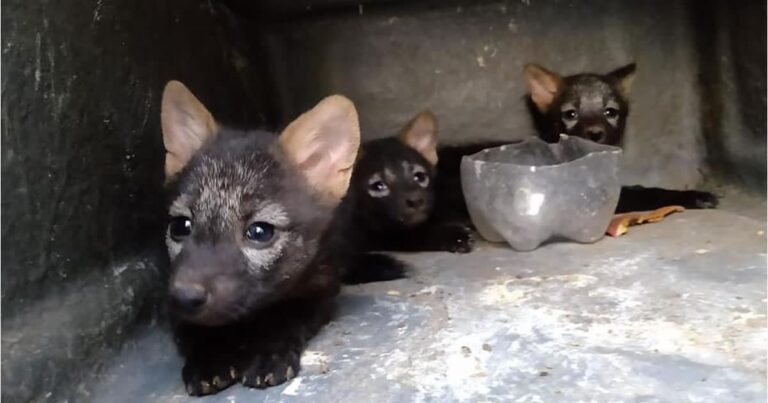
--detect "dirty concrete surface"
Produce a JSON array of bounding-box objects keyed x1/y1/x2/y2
[{"x1": 91, "y1": 209, "x2": 767, "y2": 403}]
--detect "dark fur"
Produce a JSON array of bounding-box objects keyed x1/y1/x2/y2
[
  {"x1": 526, "y1": 64, "x2": 635, "y2": 146},
  {"x1": 615, "y1": 185, "x2": 718, "y2": 213},
  {"x1": 161, "y1": 82, "x2": 409, "y2": 395},
  {"x1": 166, "y1": 128, "x2": 343, "y2": 395},
  {"x1": 348, "y1": 138, "x2": 474, "y2": 257},
  {"x1": 341, "y1": 252, "x2": 410, "y2": 285}
]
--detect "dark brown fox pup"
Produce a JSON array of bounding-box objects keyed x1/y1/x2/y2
[
  {"x1": 523, "y1": 63, "x2": 719, "y2": 212},
  {"x1": 524, "y1": 62, "x2": 636, "y2": 146},
  {"x1": 160, "y1": 81, "x2": 361, "y2": 395},
  {"x1": 347, "y1": 111, "x2": 475, "y2": 257}
]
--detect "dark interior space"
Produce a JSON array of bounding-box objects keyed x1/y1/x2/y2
[{"x1": 1, "y1": 0, "x2": 765, "y2": 401}]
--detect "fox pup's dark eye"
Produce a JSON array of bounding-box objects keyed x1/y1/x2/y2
[
  {"x1": 562, "y1": 109, "x2": 578, "y2": 120},
  {"x1": 370, "y1": 181, "x2": 387, "y2": 191},
  {"x1": 367, "y1": 174, "x2": 390, "y2": 197},
  {"x1": 169, "y1": 216, "x2": 192, "y2": 241},
  {"x1": 604, "y1": 107, "x2": 619, "y2": 118},
  {"x1": 413, "y1": 172, "x2": 428, "y2": 185},
  {"x1": 245, "y1": 222, "x2": 275, "y2": 244}
]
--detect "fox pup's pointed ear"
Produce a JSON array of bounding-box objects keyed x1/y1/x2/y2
[
  {"x1": 607, "y1": 63, "x2": 637, "y2": 99},
  {"x1": 161, "y1": 81, "x2": 218, "y2": 181},
  {"x1": 279, "y1": 95, "x2": 360, "y2": 203},
  {"x1": 398, "y1": 110, "x2": 438, "y2": 166},
  {"x1": 523, "y1": 63, "x2": 562, "y2": 113}
]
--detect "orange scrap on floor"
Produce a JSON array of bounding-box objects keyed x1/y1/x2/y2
[{"x1": 606, "y1": 206, "x2": 686, "y2": 237}]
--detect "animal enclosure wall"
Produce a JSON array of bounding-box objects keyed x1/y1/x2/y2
[
  {"x1": 252, "y1": 0, "x2": 766, "y2": 190},
  {"x1": 1, "y1": 0, "x2": 765, "y2": 401}
]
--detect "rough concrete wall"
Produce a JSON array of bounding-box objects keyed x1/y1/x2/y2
[
  {"x1": 1, "y1": 0, "x2": 268, "y2": 401},
  {"x1": 693, "y1": 0, "x2": 766, "y2": 192},
  {"x1": 261, "y1": 0, "x2": 757, "y2": 190}
]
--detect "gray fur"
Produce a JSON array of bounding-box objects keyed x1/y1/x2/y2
[{"x1": 165, "y1": 129, "x2": 337, "y2": 326}]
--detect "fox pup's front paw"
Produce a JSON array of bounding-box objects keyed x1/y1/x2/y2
[
  {"x1": 439, "y1": 224, "x2": 475, "y2": 253},
  {"x1": 684, "y1": 190, "x2": 719, "y2": 209},
  {"x1": 182, "y1": 357, "x2": 239, "y2": 396},
  {"x1": 241, "y1": 350, "x2": 300, "y2": 389}
]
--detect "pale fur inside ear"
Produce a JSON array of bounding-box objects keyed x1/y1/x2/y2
[
  {"x1": 161, "y1": 81, "x2": 218, "y2": 180},
  {"x1": 523, "y1": 63, "x2": 562, "y2": 113},
  {"x1": 608, "y1": 63, "x2": 637, "y2": 99},
  {"x1": 279, "y1": 95, "x2": 361, "y2": 203},
  {"x1": 398, "y1": 111, "x2": 438, "y2": 166}
]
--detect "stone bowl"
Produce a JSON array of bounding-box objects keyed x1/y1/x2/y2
[{"x1": 460, "y1": 135, "x2": 622, "y2": 251}]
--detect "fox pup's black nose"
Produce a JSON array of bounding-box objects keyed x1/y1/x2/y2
[
  {"x1": 405, "y1": 196, "x2": 425, "y2": 210},
  {"x1": 585, "y1": 127, "x2": 606, "y2": 143},
  {"x1": 170, "y1": 284, "x2": 209, "y2": 313}
]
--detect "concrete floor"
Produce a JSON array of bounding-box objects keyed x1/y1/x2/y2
[{"x1": 90, "y1": 208, "x2": 767, "y2": 403}]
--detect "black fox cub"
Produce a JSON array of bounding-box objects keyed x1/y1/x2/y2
[
  {"x1": 347, "y1": 111, "x2": 475, "y2": 256},
  {"x1": 160, "y1": 81, "x2": 361, "y2": 395},
  {"x1": 523, "y1": 62, "x2": 719, "y2": 212}
]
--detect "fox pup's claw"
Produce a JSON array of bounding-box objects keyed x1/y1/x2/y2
[
  {"x1": 689, "y1": 191, "x2": 718, "y2": 209},
  {"x1": 441, "y1": 224, "x2": 474, "y2": 253},
  {"x1": 182, "y1": 359, "x2": 239, "y2": 396},
  {"x1": 241, "y1": 350, "x2": 300, "y2": 389}
]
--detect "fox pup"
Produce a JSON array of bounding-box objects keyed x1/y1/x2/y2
[
  {"x1": 160, "y1": 81, "x2": 360, "y2": 395},
  {"x1": 348, "y1": 111, "x2": 475, "y2": 255},
  {"x1": 523, "y1": 62, "x2": 719, "y2": 212}
]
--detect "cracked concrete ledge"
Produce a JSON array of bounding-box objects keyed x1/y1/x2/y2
[{"x1": 89, "y1": 210, "x2": 767, "y2": 403}]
